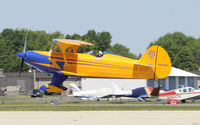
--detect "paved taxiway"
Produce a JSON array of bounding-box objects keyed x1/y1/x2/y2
[{"x1": 0, "y1": 111, "x2": 200, "y2": 125}]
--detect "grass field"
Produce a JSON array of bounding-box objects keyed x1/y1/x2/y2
[{"x1": 0, "y1": 96, "x2": 200, "y2": 111}]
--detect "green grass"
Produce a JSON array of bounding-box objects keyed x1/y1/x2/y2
[
  {"x1": 0, "y1": 96, "x2": 31, "y2": 101},
  {"x1": 0, "y1": 96, "x2": 200, "y2": 111},
  {"x1": 0, "y1": 100, "x2": 167, "y2": 106},
  {"x1": 0, "y1": 95, "x2": 62, "y2": 101}
]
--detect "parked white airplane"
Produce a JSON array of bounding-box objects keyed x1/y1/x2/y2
[
  {"x1": 69, "y1": 84, "x2": 113, "y2": 100},
  {"x1": 158, "y1": 86, "x2": 200, "y2": 102}
]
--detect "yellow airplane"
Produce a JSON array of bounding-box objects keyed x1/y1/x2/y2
[{"x1": 17, "y1": 39, "x2": 171, "y2": 93}]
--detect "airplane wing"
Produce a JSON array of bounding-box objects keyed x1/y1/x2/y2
[
  {"x1": 53, "y1": 39, "x2": 93, "y2": 46},
  {"x1": 178, "y1": 93, "x2": 200, "y2": 101},
  {"x1": 112, "y1": 83, "x2": 124, "y2": 95},
  {"x1": 95, "y1": 88, "x2": 113, "y2": 98}
]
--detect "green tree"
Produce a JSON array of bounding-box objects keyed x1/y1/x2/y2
[
  {"x1": 107, "y1": 43, "x2": 137, "y2": 59},
  {"x1": 149, "y1": 32, "x2": 199, "y2": 71},
  {"x1": 173, "y1": 47, "x2": 198, "y2": 71},
  {"x1": 95, "y1": 32, "x2": 112, "y2": 51}
]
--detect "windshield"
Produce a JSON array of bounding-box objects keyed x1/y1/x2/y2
[
  {"x1": 183, "y1": 88, "x2": 187, "y2": 92},
  {"x1": 188, "y1": 87, "x2": 194, "y2": 92}
]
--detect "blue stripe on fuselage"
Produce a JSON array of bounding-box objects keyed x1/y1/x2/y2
[
  {"x1": 25, "y1": 51, "x2": 51, "y2": 64},
  {"x1": 24, "y1": 51, "x2": 55, "y2": 73}
]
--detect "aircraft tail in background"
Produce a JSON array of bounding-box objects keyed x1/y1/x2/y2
[
  {"x1": 70, "y1": 84, "x2": 81, "y2": 92},
  {"x1": 150, "y1": 86, "x2": 161, "y2": 96},
  {"x1": 112, "y1": 83, "x2": 123, "y2": 95}
]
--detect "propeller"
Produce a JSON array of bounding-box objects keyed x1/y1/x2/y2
[{"x1": 19, "y1": 31, "x2": 28, "y2": 76}]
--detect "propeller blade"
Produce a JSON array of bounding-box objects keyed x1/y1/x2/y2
[
  {"x1": 19, "y1": 58, "x2": 24, "y2": 77},
  {"x1": 19, "y1": 31, "x2": 28, "y2": 77},
  {"x1": 23, "y1": 32, "x2": 28, "y2": 53}
]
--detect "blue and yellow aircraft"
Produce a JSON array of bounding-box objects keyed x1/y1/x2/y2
[{"x1": 17, "y1": 39, "x2": 171, "y2": 94}]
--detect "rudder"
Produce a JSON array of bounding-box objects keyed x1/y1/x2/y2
[{"x1": 137, "y1": 45, "x2": 171, "y2": 79}]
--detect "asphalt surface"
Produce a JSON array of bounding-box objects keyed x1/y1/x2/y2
[{"x1": 0, "y1": 111, "x2": 200, "y2": 125}]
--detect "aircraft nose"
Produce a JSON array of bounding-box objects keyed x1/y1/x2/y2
[{"x1": 17, "y1": 52, "x2": 25, "y2": 59}]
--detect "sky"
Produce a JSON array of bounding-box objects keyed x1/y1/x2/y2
[{"x1": 1, "y1": 0, "x2": 200, "y2": 55}]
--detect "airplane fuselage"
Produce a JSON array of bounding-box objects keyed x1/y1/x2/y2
[{"x1": 18, "y1": 47, "x2": 169, "y2": 79}]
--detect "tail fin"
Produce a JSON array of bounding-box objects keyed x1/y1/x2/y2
[
  {"x1": 112, "y1": 83, "x2": 123, "y2": 95},
  {"x1": 70, "y1": 84, "x2": 81, "y2": 92},
  {"x1": 150, "y1": 86, "x2": 161, "y2": 96},
  {"x1": 136, "y1": 45, "x2": 171, "y2": 79}
]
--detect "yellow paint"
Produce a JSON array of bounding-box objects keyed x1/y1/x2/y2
[
  {"x1": 44, "y1": 84, "x2": 63, "y2": 93},
  {"x1": 33, "y1": 40, "x2": 171, "y2": 79},
  {"x1": 54, "y1": 39, "x2": 93, "y2": 46}
]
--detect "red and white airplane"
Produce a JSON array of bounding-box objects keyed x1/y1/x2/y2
[{"x1": 158, "y1": 86, "x2": 200, "y2": 102}]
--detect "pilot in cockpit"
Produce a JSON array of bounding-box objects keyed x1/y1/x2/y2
[
  {"x1": 96, "y1": 51, "x2": 103, "y2": 57},
  {"x1": 87, "y1": 50, "x2": 103, "y2": 57}
]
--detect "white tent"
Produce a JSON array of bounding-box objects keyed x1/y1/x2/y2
[
  {"x1": 82, "y1": 67, "x2": 199, "y2": 91},
  {"x1": 169, "y1": 67, "x2": 199, "y2": 77}
]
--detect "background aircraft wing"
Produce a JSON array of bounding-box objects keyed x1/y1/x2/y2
[
  {"x1": 95, "y1": 88, "x2": 113, "y2": 98},
  {"x1": 178, "y1": 93, "x2": 200, "y2": 101}
]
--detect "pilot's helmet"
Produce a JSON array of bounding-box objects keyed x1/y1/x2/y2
[
  {"x1": 99, "y1": 51, "x2": 103, "y2": 56},
  {"x1": 96, "y1": 50, "x2": 103, "y2": 57}
]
